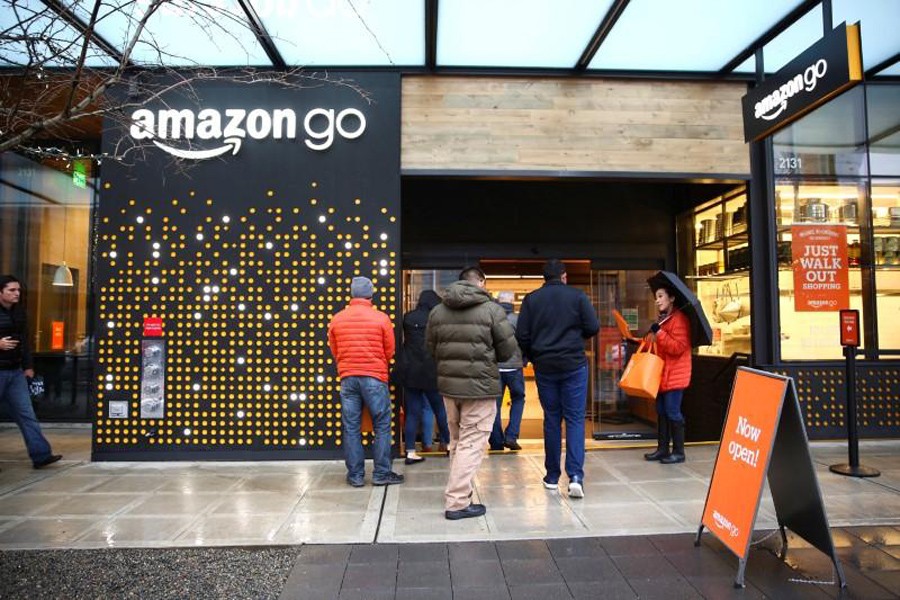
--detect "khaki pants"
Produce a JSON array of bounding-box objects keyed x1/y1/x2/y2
[{"x1": 443, "y1": 396, "x2": 496, "y2": 511}]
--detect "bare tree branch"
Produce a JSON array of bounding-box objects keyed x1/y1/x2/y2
[{"x1": 0, "y1": 0, "x2": 373, "y2": 165}]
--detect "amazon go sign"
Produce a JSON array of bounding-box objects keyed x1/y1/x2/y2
[
  {"x1": 753, "y1": 59, "x2": 827, "y2": 121},
  {"x1": 129, "y1": 106, "x2": 366, "y2": 160},
  {"x1": 741, "y1": 22, "x2": 862, "y2": 143}
]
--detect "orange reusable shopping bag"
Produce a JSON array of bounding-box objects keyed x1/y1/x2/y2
[{"x1": 618, "y1": 337, "x2": 664, "y2": 400}]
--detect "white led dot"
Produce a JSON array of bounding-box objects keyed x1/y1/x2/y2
[
  {"x1": 194, "y1": 312, "x2": 202, "y2": 319},
  {"x1": 229, "y1": 268, "x2": 238, "y2": 276},
  {"x1": 105, "y1": 383, "x2": 113, "y2": 390},
  {"x1": 212, "y1": 286, "x2": 220, "y2": 293},
  {"x1": 380, "y1": 233, "x2": 388, "y2": 241},
  {"x1": 290, "y1": 303, "x2": 299, "y2": 311},
  {"x1": 298, "y1": 393, "x2": 307, "y2": 401},
  {"x1": 203, "y1": 295, "x2": 211, "y2": 302},
  {"x1": 196, "y1": 233, "x2": 204, "y2": 241},
  {"x1": 379, "y1": 259, "x2": 388, "y2": 267},
  {"x1": 318, "y1": 215, "x2": 326, "y2": 223},
  {"x1": 151, "y1": 277, "x2": 160, "y2": 285},
  {"x1": 317, "y1": 277, "x2": 325, "y2": 285},
  {"x1": 203, "y1": 286, "x2": 211, "y2": 293},
  {"x1": 184, "y1": 428, "x2": 192, "y2": 436},
  {"x1": 136, "y1": 216, "x2": 144, "y2": 224},
  {"x1": 290, "y1": 393, "x2": 298, "y2": 401},
  {"x1": 107, "y1": 321, "x2": 115, "y2": 328},
  {"x1": 379, "y1": 268, "x2": 388, "y2": 276},
  {"x1": 316, "y1": 375, "x2": 325, "y2": 383},
  {"x1": 236, "y1": 410, "x2": 244, "y2": 418},
  {"x1": 299, "y1": 438, "x2": 307, "y2": 446},
  {"x1": 192, "y1": 383, "x2": 201, "y2": 391},
  {"x1": 109, "y1": 251, "x2": 117, "y2": 258},
  {"x1": 152, "y1": 251, "x2": 160, "y2": 259},
  {"x1": 344, "y1": 241, "x2": 353, "y2": 250},
  {"x1": 237, "y1": 303, "x2": 246, "y2": 311},
  {"x1": 237, "y1": 356, "x2": 245, "y2": 365},
  {"x1": 264, "y1": 312, "x2": 272, "y2": 320},
  {"x1": 265, "y1": 241, "x2": 273, "y2": 250},
  {"x1": 152, "y1": 242, "x2": 161, "y2": 250},
  {"x1": 222, "y1": 215, "x2": 230, "y2": 223},
  {"x1": 105, "y1": 374, "x2": 113, "y2": 381},
  {"x1": 263, "y1": 383, "x2": 271, "y2": 392}
]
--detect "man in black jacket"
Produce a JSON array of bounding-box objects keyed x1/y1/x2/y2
[
  {"x1": 0, "y1": 276, "x2": 62, "y2": 469},
  {"x1": 516, "y1": 260, "x2": 598, "y2": 499}
]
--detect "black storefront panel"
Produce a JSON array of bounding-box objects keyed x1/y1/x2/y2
[{"x1": 95, "y1": 73, "x2": 401, "y2": 460}]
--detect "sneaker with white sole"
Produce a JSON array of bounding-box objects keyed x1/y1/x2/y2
[
  {"x1": 542, "y1": 477, "x2": 558, "y2": 490},
  {"x1": 568, "y1": 480, "x2": 584, "y2": 499}
]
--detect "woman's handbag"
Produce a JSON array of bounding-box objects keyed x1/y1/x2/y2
[{"x1": 618, "y1": 337, "x2": 664, "y2": 400}]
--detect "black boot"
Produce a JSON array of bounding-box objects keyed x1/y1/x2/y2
[
  {"x1": 644, "y1": 418, "x2": 670, "y2": 461},
  {"x1": 660, "y1": 420, "x2": 685, "y2": 463}
]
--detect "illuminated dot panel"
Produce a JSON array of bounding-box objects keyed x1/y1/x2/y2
[{"x1": 94, "y1": 182, "x2": 400, "y2": 456}]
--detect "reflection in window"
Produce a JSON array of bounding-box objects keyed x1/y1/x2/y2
[{"x1": 0, "y1": 152, "x2": 94, "y2": 420}]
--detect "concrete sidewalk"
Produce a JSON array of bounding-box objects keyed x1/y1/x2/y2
[{"x1": 0, "y1": 427, "x2": 898, "y2": 598}]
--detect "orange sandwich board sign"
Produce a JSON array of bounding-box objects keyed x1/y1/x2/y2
[{"x1": 696, "y1": 367, "x2": 846, "y2": 588}]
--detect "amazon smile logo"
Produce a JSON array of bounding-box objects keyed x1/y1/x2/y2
[{"x1": 129, "y1": 106, "x2": 366, "y2": 160}]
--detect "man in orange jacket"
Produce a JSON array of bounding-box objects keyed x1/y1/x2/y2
[{"x1": 328, "y1": 276, "x2": 404, "y2": 487}]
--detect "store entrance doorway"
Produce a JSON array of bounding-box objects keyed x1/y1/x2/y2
[{"x1": 401, "y1": 261, "x2": 662, "y2": 449}]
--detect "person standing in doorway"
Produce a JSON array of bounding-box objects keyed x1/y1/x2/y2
[
  {"x1": 516, "y1": 260, "x2": 599, "y2": 499},
  {"x1": 643, "y1": 284, "x2": 692, "y2": 464},
  {"x1": 396, "y1": 289, "x2": 450, "y2": 464},
  {"x1": 489, "y1": 291, "x2": 526, "y2": 452},
  {"x1": 0, "y1": 275, "x2": 63, "y2": 469},
  {"x1": 427, "y1": 267, "x2": 518, "y2": 520},
  {"x1": 328, "y1": 276, "x2": 403, "y2": 487}
]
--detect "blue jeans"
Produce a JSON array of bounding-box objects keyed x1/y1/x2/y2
[
  {"x1": 404, "y1": 387, "x2": 450, "y2": 449},
  {"x1": 489, "y1": 369, "x2": 526, "y2": 448},
  {"x1": 535, "y1": 365, "x2": 588, "y2": 483},
  {"x1": 0, "y1": 370, "x2": 53, "y2": 464},
  {"x1": 422, "y1": 401, "x2": 435, "y2": 447},
  {"x1": 340, "y1": 376, "x2": 393, "y2": 482},
  {"x1": 656, "y1": 389, "x2": 684, "y2": 423}
]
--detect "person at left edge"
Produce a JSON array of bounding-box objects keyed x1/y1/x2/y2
[
  {"x1": 0, "y1": 275, "x2": 62, "y2": 469},
  {"x1": 328, "y1": 276, "x2": 404, "y2": 487}
]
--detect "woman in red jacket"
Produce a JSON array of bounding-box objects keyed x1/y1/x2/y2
[{"x1": 643, "y1": 284, "x2": 692, "y2": 464}]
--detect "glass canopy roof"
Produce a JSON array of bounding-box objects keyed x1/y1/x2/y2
[{"x1": 1, "y1": 0, "x2": 898, "y2": 78}]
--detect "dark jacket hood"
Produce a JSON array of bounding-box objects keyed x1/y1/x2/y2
[
  {"x1": 416, "y1": 290, "x2": 442, "y2": 311},
  {"x1": 442, "y1": 281, "x2": 492, "y2": 309}
]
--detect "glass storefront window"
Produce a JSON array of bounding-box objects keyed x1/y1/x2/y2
[
  {"x1": 774, "y1": 179, "x2": 867, "y2": 361},
  {"x1": 873, "y1": 178, "x2": 900, "y2": 351},
  {"x1": 0, "y1": 152, "x2": 95, "y2": 420},
  {"x1": 772, "y1": 82, "x2": 900, "y2": 360},
  {"x1": 680, "y1": 186, "x2": 751, "y2": 358}
]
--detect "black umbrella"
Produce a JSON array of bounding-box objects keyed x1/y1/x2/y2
[{"x1": 647, "y1": 270, "x2": 713, "y2": 348}]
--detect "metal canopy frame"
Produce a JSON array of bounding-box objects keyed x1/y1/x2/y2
[{"x1": 20, "y1": 0, "x2": 899, "y2": 81}]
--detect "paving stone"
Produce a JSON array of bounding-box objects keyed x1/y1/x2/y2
[
  {"x1": 398, "y1": 542, "x2": 448, "y2": 563},
  {"x1": 500, "y1": 558, "x2": 564, "y2": 586},
  {"x1": 396, "y1": 560, "x2": 450, "y2": 588},
  {"x1": 496, "y1": 539, "x2": 552, "y2": 560}
]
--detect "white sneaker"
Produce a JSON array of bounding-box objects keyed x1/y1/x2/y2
[
  {"x1": 542, "y1": 478, "x2": 558, "y2": 490},
  {"x1": 568, "y1": 481, "x2": 584, "y2": 499}
]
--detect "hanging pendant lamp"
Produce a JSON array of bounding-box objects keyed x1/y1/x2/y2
[
  {"x1": 53, "y1": 201, "x2": 74, "y2": 286},
  {"x1": 52, "y1": 262, "x2": 74, "y2": 286}
]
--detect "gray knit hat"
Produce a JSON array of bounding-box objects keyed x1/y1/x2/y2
[{"x1": 350, "y1": 276, "x2": 374, "y2": 298}]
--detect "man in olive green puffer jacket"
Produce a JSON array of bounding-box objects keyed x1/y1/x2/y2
[{"x1": 426, "y1": 267, "x2": 519, "y2": 521}]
